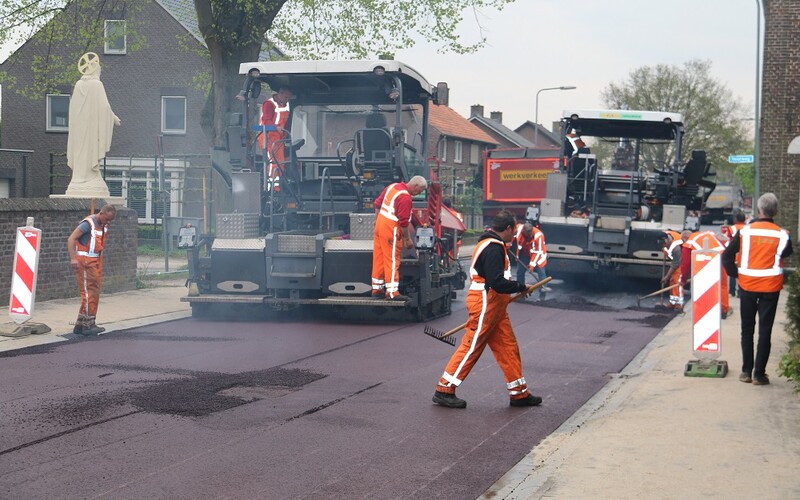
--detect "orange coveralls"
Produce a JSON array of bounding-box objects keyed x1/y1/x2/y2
[
  {"x1": 662, "y1": 231, "x2": 684, "y2": 308},
  {"x1": 261, "y1": 96, "x2": 290, "y2": 190},
  {"x1": 74, "y1": 215, "x2": 107, "y2": 329},
  {"x1": 371, "y1": 182, "x2": 411, "y2": 299},
  {"x1": 436, "y1": 235, "x2": 532, "y2": 401}
]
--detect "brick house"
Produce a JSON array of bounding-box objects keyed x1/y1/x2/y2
[
  {"x1": 514, "y1": 120, "x2": 563, "y2": 149},
  {"x1": 468, "y1": 105, "x2": 536, "y2": 149},
  {"x1": 761, "y1": 0, "x2": 799, "y2": 252},
  {"x1": 428, "y1": 104, "x2": 498, "y2": 224},
  {"x1": 0, "y1": 0, "x2": 217, "y2": 223}
]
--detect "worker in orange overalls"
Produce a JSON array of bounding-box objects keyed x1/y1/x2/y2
[
  {"x1": 260, "y1": 85, "x2": 292, "y2": 191},
  {"x1": 371, "y1": 176, "x2": 428, "y2": 300},
  {"x1": 67, "y1": 204, "x2": 116, "y2": 336},
  {"x1": 432, "y1": 210, "x2": 541, "y2": 409},
  {"x1": 722, "y1": 193, "x2": 793, "y2": 385},
  {"x1": 661, "y1": 230, "x2": 684, "y2": 310},
  {"x1": 682, "y1": 230, "x2": 732, "y2": 319}
]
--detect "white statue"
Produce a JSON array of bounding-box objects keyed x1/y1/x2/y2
[{"x1": 65, "y1": 52, "x2": 121, "y2": 197}]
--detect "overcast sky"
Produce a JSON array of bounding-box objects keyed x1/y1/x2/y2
[
  {"x1": 395, "y1": 0, "x2": 761, "y2": 133},
  {"x1": 1, "y1": 0, "x2": 760, "y2": 134}
]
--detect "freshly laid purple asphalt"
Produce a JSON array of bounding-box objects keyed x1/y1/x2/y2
[{"x1": 0, "y1": 300, "x2": 672, "y2": 499}]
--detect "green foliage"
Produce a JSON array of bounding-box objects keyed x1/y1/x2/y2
[
  {"x1": 138, "y1": 225, "x2": 162, "y2": 240},
  {"x1": 271, "y1": 0, "x2": 515, "y2": 59},
  {"x1": 454, "y1": 185, "x2": 483, "y2": 216},
  {"x1": 779, "y1": 268, "x2": 800, "y2": 391},
  {"x1": 601, "y1": 60, "x2": 751, "y2": 172}
]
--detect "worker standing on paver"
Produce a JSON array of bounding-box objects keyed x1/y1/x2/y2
[
  {"x1": 432, "y1": 210, "x2": 541, "y2": 409},
  {"x1": 661, "y1": 230, "x2": 684, "y2": 311},
  {"x1": 722, "y1": 193, "x2": 793, "y2": 386},
  {"x1": 530, "y1": 223, "x2": 551, "y2": 301},
  {"x1": 67, "y1": 204, "x2": 116, "y2": 335},
  {"x1": 371, "y1": 176, "x2": 427, "y2": 300}
]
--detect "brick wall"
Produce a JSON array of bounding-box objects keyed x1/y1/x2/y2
[
  {"x1": 0, "y1": 199, "x2": 137, "y2": 306},
  {"x1": 762, "y1": 0, "x2": 800, "y2": 261}
]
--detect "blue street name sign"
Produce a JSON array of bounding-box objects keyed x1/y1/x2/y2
[{"x1": 728, "y1": 155, "x2": 754, "y2": 164}]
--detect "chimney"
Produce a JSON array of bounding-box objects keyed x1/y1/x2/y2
[
  {"x1": 490, "y1": 111, "x2": 503, "y2": 123},
  {"x1": 470, "y1": 104, "x2": 484, "y2": 117}
]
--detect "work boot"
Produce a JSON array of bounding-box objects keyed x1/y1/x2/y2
[
  {"x1": 371, "y1": 290, "x2": 384, "y2": 299},
  {"x1": 739, "y1": 372, "x2": 752, "y2": 383},
  {"x1": 387, "y1": 294, "x2": 410, "y2": 302},
  {"x1": 752, "y1": 374, "x2": 770, "y2": 386},
  {"x1": 510, "y1": 394, "x2": 543, "y2": 407},
  {"x1": 86, "y1": 317, "x2": 106, "y2": 335},
  {"x1": 432, "y1": 391, "x2": 467, "y2": 409},
  {"x1": 73, "y1": 314, "x2": 89, "y2": 335}
]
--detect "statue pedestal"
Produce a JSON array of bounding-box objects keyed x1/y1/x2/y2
[{"x1": 50, "y1": 194, "x2": 126, "y2": 206}]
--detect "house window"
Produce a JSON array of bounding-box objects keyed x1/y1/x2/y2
[
  {"x1": 470, "y1": 144, "x2": 480, "y2": 165},
  {"x1": 454, "y1": 179, "x2": 465, "y2": 197},
  {"x1": 104, "y1": 20, "x2": 127, "y2": 54},
  {"x1": 438, "y1": 139, "x2": 447, "y2": 161},
  {"x1": 161, "y1": 96, "x2": 186, "y2": 134},
  {"x1": 454, "y1": 140, "x2": 463, "y2": 163},
  {"x1": 46, "y1": 94, "x2": 70, "y2": 132}
]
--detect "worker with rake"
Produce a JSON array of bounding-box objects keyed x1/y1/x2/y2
[{"x1": 432, "y1": 210, "x2": 542, "y2": 409}]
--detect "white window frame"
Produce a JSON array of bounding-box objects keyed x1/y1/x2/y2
[
  {"x1": 454, "y1": 140, "x2": 463, "y2": 163},
  {"x1": 46, "y1": 94, "x2": 70, "y2": 132},
  {"x1": 439, "y1": 139, "x2": 447, "y2": 161},
  {"x1": 470, "y1": 143, "x2": 480, "y2": 165},
  {"x1": 104, "y1": 20, "x2": 127, "y2": 54},
  {"x1": 161, "y1": 96, "x2": 187, "y2": 135},
  {"x1": 103, "y1": 158, "x2": 185, "y2": 223}
]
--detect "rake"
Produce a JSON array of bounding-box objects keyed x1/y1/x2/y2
[
  {"x1": 423, "y1": 277, "x2": 553, "y2": 346},
  {"x1": 636, "y1": 278, "x2": 690, "y2": 308}
]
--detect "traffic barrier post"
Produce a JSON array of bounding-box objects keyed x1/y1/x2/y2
[
  {"x1": 1, "y1": 217, "x2": 51, "y2": 338},
  {"x1": 684, "y1": 242, "x2": 728, "y2": 377}
]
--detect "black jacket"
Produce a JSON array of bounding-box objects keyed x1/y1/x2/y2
[{"x1": 473, "y1": 231, "x2": 527, "y2": 294}]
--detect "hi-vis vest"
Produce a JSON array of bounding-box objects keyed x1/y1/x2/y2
[
  {"x1": 662, "y1": 231, "x2": 683, "y2": 260},
  {"x1": 469, "y1": 237, "x2": 511, "y2": 291},
  {"x1": 262, "y1": 97, "x2": 290, "y2": 129},
  {"x1": 75, "y1": 215, "x2": 107, "y2": 258},
  {"x1": 378, "y1": 183, "x2": 409, "y2": 223},
  {"x1": 532, "y1": 227, "x2": 547, "y2": 267},
  {"x1": 737, "y1": 221, "x2": 790, "y2": 292}
]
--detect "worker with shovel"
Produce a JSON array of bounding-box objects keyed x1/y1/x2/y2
[{"x1": 432, "y1": 210, "x2": 542, "y2": 409}]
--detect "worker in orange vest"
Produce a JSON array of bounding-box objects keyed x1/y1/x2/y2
[
  {"x1": 682, "y1": 230, "x2": 732, "y2": 319},
  {"x1": 661, "y1": 230, "x2": 684, "y2": 310},
  {"x1": 723, "y1": 193, "x2": 792, "y2": 385},
  {"x1": 260, "y1": 85, "x2": 292, "y2": 191},
  {"x1": 371, "y1": 176, "x2": 428, "y2": 300},
  {"x1": 67, "y1": 204, "x2": 116, "y2": 335},
  {"x1": 433, "y1": 210, "x2": 541, "y2": 409}
]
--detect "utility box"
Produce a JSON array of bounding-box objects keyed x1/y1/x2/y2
[
  {"x1": 216, "y1": 213, "x2": 260, "y2": 239},
  {"x1": 232, "y1": 171, "x2": 262, "y2": 213},
  {"x1": 349, "y1": 213, "x2": 376, "y2": 240},
  {"x1": 540, "y1": 198, "x2": 564, "y2": 217},
  {"x1": 662, "y1": 205, "x2": 686, "y2": 228}
]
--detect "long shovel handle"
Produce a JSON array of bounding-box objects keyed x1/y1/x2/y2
[
  {"x1": 439, "y1": 277, "x2": 553, "y2": 339},
  {"x1": 637, "y1": 278, "x2": 691, "y2": 302}
]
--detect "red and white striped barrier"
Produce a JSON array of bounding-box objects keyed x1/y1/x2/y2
[
  {"x1": 690, "y1": 248, "x2": 722, "y2": 357},
  {"x1": 9, "y1": 218, "x2": 42, "y2": 325}
]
